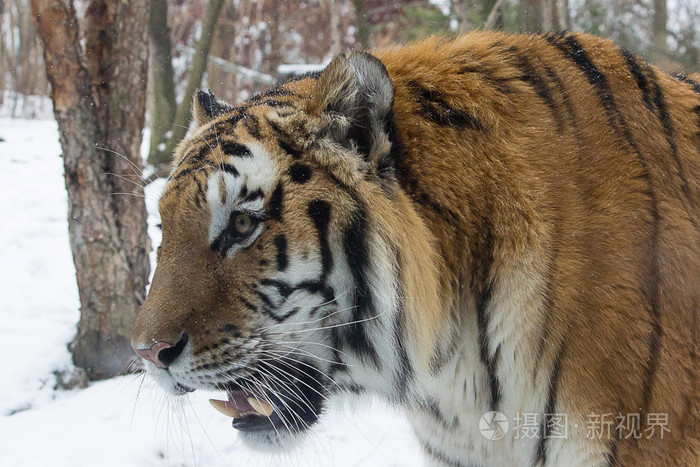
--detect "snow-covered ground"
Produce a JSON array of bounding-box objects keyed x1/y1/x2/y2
[{"x1": 0, "y1": 118, "x2": 422, "y2": 466}]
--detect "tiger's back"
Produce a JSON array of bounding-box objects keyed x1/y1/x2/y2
[{"x1": 375, "y1": 31, "x2": 700, "y2": 465}]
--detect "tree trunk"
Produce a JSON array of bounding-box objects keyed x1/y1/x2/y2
[
  {"x1": 163, "y1": 0, "x2": 225, "y2": 161},
  {"x1": 147, "y1": 0, "x2": 177, "y2": 166},
  {"x1": 519, "y1": 0, "x2": 542, "y2": 33},
  {"x1": 484, "y1": 0, "x2": 505, "y2": 30},
  {"x1": 541, "y1": 0, "x2": 554, "y2": 31},
  {"x1": 31, "y1": 0, "x2": 151, "y2": 381},
  {"x1": 652, "y1": 0, "x2": 668, "y2": 64},
  {"x1": 266, "y1": 7, "x2": 283, "y2": 76},
  {"x1": 554, "y1": 0, "x2": 570, "y2": 30},
  {"x1": 352, "y1": 0, "x2": 370, "y2": 49},
  {"x1": 482, "y1": 0, "x2": 503, "y2": 30},
  {"x1": 328, "y1": 0, "x2": 342, "y2": 58}
]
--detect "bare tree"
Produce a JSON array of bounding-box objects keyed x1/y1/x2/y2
[
  {"x1": 148, "y1": 0, "x2": 225, "y2": 168},
  {"x1": 483, "y1": 0, "x2": 504, "y2": 30},
  {"x1": 519, "y1": 0, "x2": 542, "y2": 33},
  {"x1": 555, "y1": 0, "x2": 570, "y2": 30},
  {"x1": 652, "y1": 0, "x2": 668, "y2": 63},
  {"x1": 328, "y1": 0, "x2": 343, "y2": 57},
  {"x1": 484, "y1": 0, "x2": 505, "y2": 30},
  {"x1": 31, "y1": 0, "x2": 151, "y2": 380},
  {"x1": 148, "y1": 0, "x2": 176, "y2": 165},
  {"x1": 352, "y1": 0, "x2": 370, "y2": 49},
  {"x1": 450, "y1": 0, "x2": 471, "y2": 34}
]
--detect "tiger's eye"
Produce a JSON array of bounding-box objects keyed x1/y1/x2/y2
[{"x1": 233, "y1": 213, "x2": 253, "y2": 235}]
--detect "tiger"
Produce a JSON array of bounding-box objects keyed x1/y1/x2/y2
[{"x1": 131, "y1": 30, "x2": 700, "y2": 466}]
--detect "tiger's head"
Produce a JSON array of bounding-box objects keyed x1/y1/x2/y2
[{"x1": 132, "y1": 52, "x2": 442, "y2": 450}]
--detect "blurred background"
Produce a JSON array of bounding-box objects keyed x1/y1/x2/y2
[{"x1": 2, "y1": 0, "x2": 699, "y2": 121}]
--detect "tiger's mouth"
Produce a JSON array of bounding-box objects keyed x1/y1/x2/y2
[{"x1": 208, "y1": 366, "x2": 326, "y2": 434}]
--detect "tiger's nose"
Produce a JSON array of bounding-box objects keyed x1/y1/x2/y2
[{"x1": 132, "y1": 333, "x2": 188, "y2": 369}]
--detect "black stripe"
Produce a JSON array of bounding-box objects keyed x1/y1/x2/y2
[
  {"x1": 288, "y1": 163, "x2": 312, "y2": 184},
  {"x1": 542, "y1": 63, "x2": 586, "y2": 146},
  {"x1": 621, "y1": 49, "x2": 654, "y2": 111},
  {"x1": 264, "y1": 305, "x2": 301, "y2": 322},
  {"x1": 406, "y1": 80, "x2": 484, "y2": 130},
  {"x1": 392, "y1": 290, "x2": 413, "y2": 401},
  {"x1": 273, "y1": 235, "x2": 288, "y2": 271},
  {"x1": 647, "y1": 66, "x2": 691, "y2": 197},
  {"x1": 307, "y1": 199, "x2": 333, "y2": 279},
  {"x1": 674, "y1": 73, "x2": 700, "y2": 94},
  {"x1": 279, "y1": 140, "x2": 302, "y2": 159},
  {"x1": 221, "y1": 141, "x2": 253, "y2": 158},
  {"x1": 260, "y1": 279, "x2": 293, "y2": 298},
  {"x1": 172, "y1": 166, "x2": 196, "y2": 181},
  {"x1": 420, "y1": 398, "x2": 458, "y2": 431},
  {"x1": 534, "y1": 343, "x2": 566, "y2": 466},
  {"x1": 547, "y1": 34, "x2": 663, "y2": 417},
  {"x1": 295, "y1": 280, "x2": 335, "y2": 303},
  {"x1": 606, "y1": 436, "x2": 619, "y2": 466},
  {"x1": 268, "y1": 183, "x2": 284, "y2": 222},
  {"x1": 258, "y1": 99, "x2": 292, "y2": 109},
  {"x1": 241, "y1": 298, "x2": 257, "y2": 313},
  {"x1": 342, "y1": 205, "x2": 381, "y2": 369},
  {"x1": 280, "y1": 70, "x2": 322, "y2": 84},
  {"x1": 243, "y1": 188, "x2": 264, "y2": 202},
  {"x1": 256, "y1": 290, "x2": 274, "y2": 309},
  {"x1": 266, "y1": 118, "x2": 289, "y2": 140},
  {"x1": 417, "y1": 437, "x2": 466, "y2": 467},
  {"x1": 473, "y1": 213, "x2": 501, "y2": 412},
  {"x1": 624, "y1": 49, "x2": 692, "y2": 198},
  {"x1": 221, "y1": 163, "x2": 239, "y2": 177},
  {"x1": 458, "y1": 64, "x2": 518, "y2": 95},
  {"x1": 243, "y1": 114, "x2": 260, "y2": 138},
  {"x1": 508, "y1": 47, "x2": 565, "y2": 133},
  {"x1": 189, "y1": 146, "x2": 209, "y2": 165},
  {"x1": 192, "y1": 174, "x2": 206, "y2": 208},
  {"x1": 252, "y1": 87, "x2": 296, "y2": 100},
  {"x1": 429, "y1": 327, "x2": 461, "y2": 375}
]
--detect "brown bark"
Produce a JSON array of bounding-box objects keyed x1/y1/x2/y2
[
  {"x1": 352, "y1": 0, "x2": 370, "y2": 49},
  {"x1": 147, "y1": 0, "x2": 177, "y2": 165},
  {"x1": 31, "y1": 0, "x2": 150, "y2": 380},
  {"x1": 519, "y1": 0, "x2": 542, "y2": 33},
  {"x1": 328, "y1": 0, "x2": 342, "y2": 57},
  {"x1": 483, "y1": 0, "x2": 504, "y2": 30},
  {"x1": 652, "y1": 0, "x2": 668, "y2": 63},
  {"x1": 266, "y1": 7, "x2": 283, "y2": 75},
  {"x1": 484, "y1": 0, "x2": 505, "y2": 30},
  {"x1": 449, "y1": 0, "x2": 468, "y2": 34},
  {"x1": 554, "y1": 0, "x2": 569, "y2": 30},
  {"x1": 164, "y1": 0, "x2": 225, "y2": 159}
]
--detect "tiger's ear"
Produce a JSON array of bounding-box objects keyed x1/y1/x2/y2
[
  {"x1": 310, "y1": 52, "x2": 395, "y2": 172},
  {"x1": 193, "y1": 89, "x2": 233, "y2": 127}
]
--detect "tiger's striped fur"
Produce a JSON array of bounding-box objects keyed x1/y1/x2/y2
[{"x1": 132, "y1": 31, "x2": 700, "y2": 465}]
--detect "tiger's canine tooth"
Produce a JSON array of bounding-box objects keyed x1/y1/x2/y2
[
  {"x1": 209, "y1": 399, "x2": 243, "y2": 418},
  {"x1": 247, "y1": 397, "x2": 274, "y2": 416}
]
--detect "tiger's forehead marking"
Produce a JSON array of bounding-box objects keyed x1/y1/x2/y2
[{"x1": 206, "y1": 140, "x2": 280, "y2": 243}]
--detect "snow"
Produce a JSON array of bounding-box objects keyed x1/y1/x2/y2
[
  {"x1": 0, "y1": 117, "x2": 423, "y2": 466},
  {"x1": 277, "y1": 64, "x2": 327, "y2": 75}
]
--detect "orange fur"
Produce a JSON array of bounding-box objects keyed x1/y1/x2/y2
[{"x1": 133, "y1": 31, "x2": 700, "y2": 465}]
